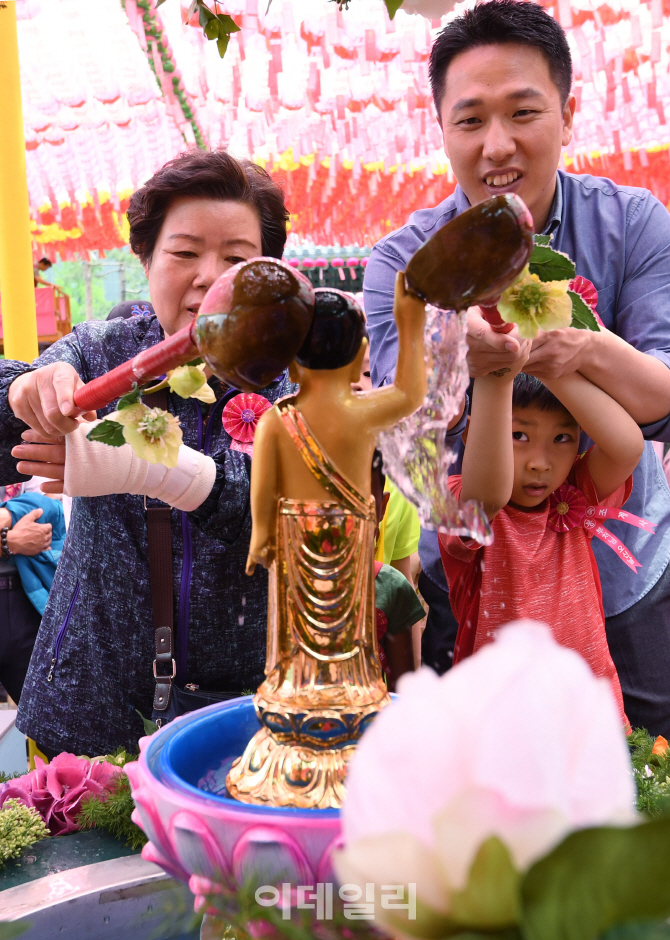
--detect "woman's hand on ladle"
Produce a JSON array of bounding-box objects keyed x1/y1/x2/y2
[
  {"x1": 12, "y1": 429, "x2": 66, "y2": 495},
  {"x1": 8, "y1": 363, "x2": 96, "y2": 437}
]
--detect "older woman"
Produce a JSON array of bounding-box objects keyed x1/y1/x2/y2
[{"x1": 0, "y1": 150, "x2": 292, "y2": 757}]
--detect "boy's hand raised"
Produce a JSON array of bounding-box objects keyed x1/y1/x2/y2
[{"x1": 497, "y1": 338, "x2": 532, "y2": 379}]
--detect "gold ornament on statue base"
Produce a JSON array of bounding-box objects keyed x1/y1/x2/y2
[{"x1": 227, "y1": 277, "x2": 427, "y2": 809}]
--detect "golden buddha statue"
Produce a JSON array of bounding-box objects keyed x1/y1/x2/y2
[{"x1": 227, "y1": 273, "x2": 427, "y2": 809}]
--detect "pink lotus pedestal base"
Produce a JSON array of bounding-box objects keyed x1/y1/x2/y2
[{"x1": 124, "y1": 698, "x2": 342, "y2": 922}]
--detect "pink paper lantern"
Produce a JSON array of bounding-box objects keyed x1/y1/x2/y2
[
  {"x1": 315, "y1": 256, "x2": 328, "y2": 281},
  {"x1": 346, "y1": 256, "x2": 359, "y2": 279},
  {"x1": 331, "y1": 257, "x2": 345, "y2": 280},
  {"x1": 301, "y1": 258, "x2": 315, "y2": 269},
  {"x1": 287, "y1": 257, "x2": 300, "y2": 268},
  {"x1": 361, "y1": 258, "x2": 369, "y2": 268}
]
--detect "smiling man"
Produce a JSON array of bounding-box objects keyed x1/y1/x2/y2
[{"x1": 365, "y1": 0, "x2": 670, "y2": 736}]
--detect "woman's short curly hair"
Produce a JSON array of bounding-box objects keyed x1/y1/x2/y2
[{"x1": 127, "y1": 149, "x2": 288, "y2": 266}]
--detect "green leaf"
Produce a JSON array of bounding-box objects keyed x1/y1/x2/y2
[
  {"x1": 117, "y1": 385, "x2": 142, "y2": 410},
  {"x1": 217, "y1": 33, "x2": 230, "y2": 57},
  {"x1": 135, "y1": 709, "x2": 158, "y2": 736},
  {"x1": 155, "y1": 0, "x2": 167, "y2": 5},
  {"x1": 198, "y1": 2, "x2": 214, "y2": 29},
  {"x1": 533, "y1": 234, "x2": 552, "y2": 246},
  {"x1": 186, "y1": 357, "x2": 204, "y2": 367},
  {"x1": 87, "y1": 419, "x2": 126, "y2": 448},
  {"x1": 528, "y1": 245, "x2": 576, "y2": 282},
  {"x1": 384, "y1": 0, "x2": 405, "y2": 18},
  {"x1": 217, "y1": 12, "x2": 240, "y2": 33},
  {"x1": 0, "y1": 924, "x2": 29, "y2": 939},
  {"x1": 569, "y1": 290, "x2": 600, "y2": 331},
  {"x1": 204, "y1": 17, "x2": 219, "y2": 39},
  {"x1": 449, "y1": 837, "x2": 521, "y2": 929},
  {"x1": 521, "y1": 819, "x2": 670, "y2": 940}
]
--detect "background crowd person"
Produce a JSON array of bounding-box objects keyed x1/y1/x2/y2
[
  {"x1": 365, "y1": 0, "x2": 670, "y2": 737},
  {"x1": 105, "y1": 301, "x2": 155, "y2": 321},
  {"x1": 0, "y1": 478, "x2": 64, "y2": 705},
  {"x1": 0, "y1": 149, "x2": 292, "y2": 758},
  {"x1": 33, "y1": 256, "x2": 52, "y2": 288},
  {"x1": 354, "y1": 339, "x2": 425, "y2": 667}
]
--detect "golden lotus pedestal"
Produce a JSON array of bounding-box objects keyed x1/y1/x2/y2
[{"x1": 226, "y1": 696, "x2": 386, "y2": 810}]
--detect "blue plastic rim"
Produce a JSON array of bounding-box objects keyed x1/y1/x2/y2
[{"x1": 147, "y1": 696, "x2": 340, "y2": 819}]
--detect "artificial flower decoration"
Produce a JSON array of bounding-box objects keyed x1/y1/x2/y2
[
  {"x1": 167, "y1": 363, "x2": 215, "y2": 404},
  {"x1": 547, "y1": 483, "x2": 587, "y2": 533},
  {"x1": 113, "y1": 402, "x2": 183, "y2": 467},
  {"x1": 497, "y1": 267, "x2": 573, "y2": 339},
  {"x1": 335, "y1": 620, "x2": 637, "y2": 939},
  {"x1": 569, "y1": 275, "x2": 598, "y2": 313},
  {"x1": 222, "y1": 393, "x2": 272, "y2": 456},
  {"x1": 0, "y1": 753, "x2": 122, "y2": 836}
]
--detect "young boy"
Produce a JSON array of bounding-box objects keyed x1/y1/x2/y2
[{"x1": 440, "y1": 353, "x2": 645, "y2": 718}]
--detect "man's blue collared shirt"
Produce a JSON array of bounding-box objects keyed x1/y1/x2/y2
[{"x1": 364, "y1": 170, "x2": 670, "y2": 617}]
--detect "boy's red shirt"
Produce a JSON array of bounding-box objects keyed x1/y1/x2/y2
[{"x1": 440, "y1": 453, "x2": 631, "y2": 719}]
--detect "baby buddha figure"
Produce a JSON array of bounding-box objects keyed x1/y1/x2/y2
[{"x1": 227, "y1": 273, "x2": 427, "y2": 809}]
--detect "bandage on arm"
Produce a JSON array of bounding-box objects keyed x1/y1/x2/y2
[{"x1": 64, "y1": 421, "x2": 216, "y2": 512}]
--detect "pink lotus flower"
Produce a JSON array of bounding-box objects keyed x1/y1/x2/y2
[
  {"x1": 547, "y1": 483, "x2": 587, "y2": 533},
  {"x1": 222, "y1": 394, "x2": 272, "y2": 457},
  {"x1": 336, "y1": 621, "x2": 636, "y2": 937},
  {"x1": 0, "y1": 753, "x2": 122, "y2": 836}
]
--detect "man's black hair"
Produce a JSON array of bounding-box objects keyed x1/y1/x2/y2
[
  {"x1": 296, "y1": 289, "x2": 366, "y2": 370},
  {"x1": 512, "y1": 373, "x2": 574, "y2": 416},
  {"x1": 38, "y1": 257, "x2": 53, "y2": 267},
  {"x1": 429, "y1": 1, "x2": 572, "y2": 113}
]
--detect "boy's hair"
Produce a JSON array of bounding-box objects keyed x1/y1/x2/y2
[
  {"x1": 296, "y1": 288, "x2": 366, "y2": 370},
  {"x1": 127, "y1": 149, "x2": 288, "y2": 266},
  {"x1": 512, "y1": 373, "x2": 575, "y2": 418},
  {"x1": 429, "y1": 1, "x2": 572, "y2": 112}
]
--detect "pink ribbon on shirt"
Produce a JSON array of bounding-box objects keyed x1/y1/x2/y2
[
  {"x1": 548, "y1": 483, "x2": 656, "y2": 574},
  {"x1": 584, "y1": 505, "x2": 658, "y2": 533},
  {"x1": 582, "y1": 517, "x2": 644, "y2": 573}
]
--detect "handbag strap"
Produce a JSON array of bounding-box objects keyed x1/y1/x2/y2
[{"x1": 144, "y1": 388, "x2": 175, "y2": 721}]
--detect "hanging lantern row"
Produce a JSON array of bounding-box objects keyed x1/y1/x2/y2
[{"x1": 284, "y1": 249, "x2": 371, "y2": 282}]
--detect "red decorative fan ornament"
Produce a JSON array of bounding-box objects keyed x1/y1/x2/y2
[
  {"x1": 569, "y1": 276, "x2": 605, "y2": 327},
  {"x1": 222, "y1": 394, "x2": 272, "y2": 456},
  {"x1": 547, "y1": 483, "x2": 587, "y2": 533}
]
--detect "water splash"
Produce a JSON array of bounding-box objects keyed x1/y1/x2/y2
[{"x1": 378, "y1": 304, "x2": 493, "y2": 545}]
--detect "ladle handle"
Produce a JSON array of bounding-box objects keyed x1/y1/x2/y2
[
  {"x1": 73, "y1": 322, "x2": 199, "y2": 412},
  {"x1": 480, "y1": 303, "x2": 514, "y2": 334}
]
